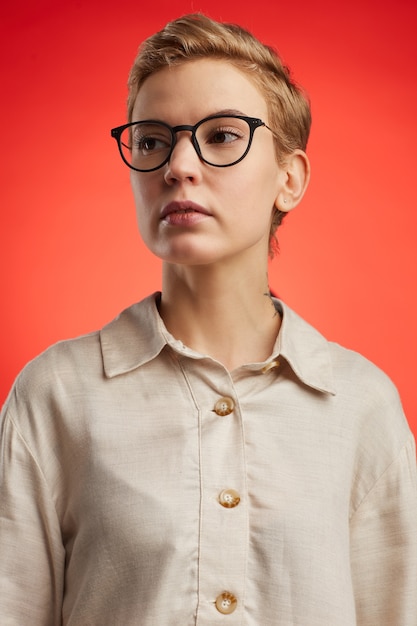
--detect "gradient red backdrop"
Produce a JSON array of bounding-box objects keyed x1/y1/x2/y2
[{"x1": 1, "y1": 0, "x2": 416, "y2": 437}]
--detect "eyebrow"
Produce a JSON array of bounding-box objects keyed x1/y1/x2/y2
[
  {"x1": 133, "y1": 109, "x2": 251, "y2": 124},
  {"x1": 209, "y1": 108, "x2": 248, "y2": 117}
]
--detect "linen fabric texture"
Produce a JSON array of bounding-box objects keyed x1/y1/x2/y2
[{"x1": 1, "y1": 293, "x2": 416, "y2": 625}]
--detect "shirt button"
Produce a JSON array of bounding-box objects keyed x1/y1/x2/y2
[
  {"x1": 219, "y1": 488, "x2": 240, "y2": 508},
  {"x1": 215, "y1": 591, "x2": 237, "y2": 614},
  {"x1": 213, "y1": 397, "x2": 235, "y2": 416},
  {"x1": 261, "y1": 358, "x2": 280, "y2": 374}
]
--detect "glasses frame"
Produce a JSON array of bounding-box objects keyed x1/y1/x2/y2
[{"x1": 110, "y1": 114, "x2": 270, "y2": 172}]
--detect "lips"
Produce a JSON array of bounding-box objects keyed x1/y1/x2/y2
[
  {"x1": 159, "y1": 200, "x2": 212, "y2": 227},
  {"x1": 160, "y1": 200, "x2": 211, "y2": 219}
]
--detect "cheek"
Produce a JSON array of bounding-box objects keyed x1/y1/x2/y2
[
  {"x1": 129, "y1": 175, "x2": 153, "y2": 237},
  {"x1": 130, "y1": 172, "x2": 146, "y2": 204},
  {"x1": 130, "y1": 173, "x2": 159, "y2": 220},
  {"x1": 235, "y1": 162, "x2": 280, "y2": 211}
]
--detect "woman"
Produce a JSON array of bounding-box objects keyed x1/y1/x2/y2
[{"x1": 1, "y1": 13, "x2": 416, "y2": 626}]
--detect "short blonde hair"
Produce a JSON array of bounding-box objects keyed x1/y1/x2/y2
[{"x1": 127, "y1": 13, "x2": 311, "y2": 250}]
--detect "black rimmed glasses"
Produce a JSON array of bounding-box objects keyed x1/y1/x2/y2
[{"x1": 110, "y1": 114, "x2": 273, "y2": 172}]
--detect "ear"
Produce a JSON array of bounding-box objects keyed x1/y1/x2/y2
[{"x1": 274, "y1": 149, "x2": 310, "y2": 213}]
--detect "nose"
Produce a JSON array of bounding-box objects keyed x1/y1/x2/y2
[{"x1": 163, "y1": 132, "x2": 203, "y2": 185}]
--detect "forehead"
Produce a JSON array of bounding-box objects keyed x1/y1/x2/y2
[{"x1": 132, "y1": 58, "x2": 269, "y2": 122}]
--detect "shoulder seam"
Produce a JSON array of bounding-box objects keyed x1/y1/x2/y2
[
  {"x1": 2, "y1": 408, "x2": 56, "y2": 506},
  {"x1": 350, "y1": 433, "x2": 416, "y2": 519}
]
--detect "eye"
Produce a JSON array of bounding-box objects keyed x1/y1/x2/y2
[
  {"x1": 134, "y1": 135, "x2": 170, "y2": 154},
  {"x1": 207, "y1": 127, "x2": 243, "y2": 145},
  {"x1": 131, "y1": 124, "x2": 172, "y2": 156}
]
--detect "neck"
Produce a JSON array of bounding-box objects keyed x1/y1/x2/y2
[{"x1": 159, "y1": 261, "x2": 280, "y2": 371}]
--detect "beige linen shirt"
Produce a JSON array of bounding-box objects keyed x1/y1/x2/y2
[{"x1": 1, "y1": 293, "x2": 416, "y2": 626}]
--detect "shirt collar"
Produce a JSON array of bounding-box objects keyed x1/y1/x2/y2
[
  {"x1": 100, "y1": 292, "x2": 335, "y2": 395},
  {"x1": 100, "y1": 293, "x2": 167, "y2": 377},
  {"x1": 272, "y1": 299, "x2": 336, "y2": 395}
]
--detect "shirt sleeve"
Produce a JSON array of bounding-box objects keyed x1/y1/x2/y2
[
  {"x1": 0, "y1": 395, "x2": 65, "y2": 626},
  {"x1": 350, "y1": 434, "x2": 417, "y2": 626}
]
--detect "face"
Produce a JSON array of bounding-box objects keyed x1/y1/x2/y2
[{"x1": 129, "y1": 59, "x2": 289, "y2": 267}]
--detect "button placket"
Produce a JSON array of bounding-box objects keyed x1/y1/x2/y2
[{"x1": 181, "y1": 365, "x2": 247, "y2": 623}]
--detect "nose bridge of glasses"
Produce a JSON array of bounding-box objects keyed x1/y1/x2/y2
[
  {"x1": 172, "y1": 123, "x2": 196, "y2": 135},
  {"x1": 170, "y1": 123, "x2": 201, "y2": 158}
]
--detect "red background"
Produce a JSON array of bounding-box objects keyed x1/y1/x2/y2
[{"x1": 1, "y1": 0, "x2": 416, "y2": 436}]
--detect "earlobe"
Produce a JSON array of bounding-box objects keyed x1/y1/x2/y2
[{"x1": 274, "y1": 149, "x2": 310, "y2": 212}]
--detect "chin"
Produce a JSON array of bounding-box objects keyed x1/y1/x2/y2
[
  {"x1": 150, "y1": 238, "x2": 223, "y2": 266},
  {"x1": 162, "y1": 251, "x2": 219, "y2": 267}
]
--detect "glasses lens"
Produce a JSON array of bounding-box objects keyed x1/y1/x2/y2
[
  {"x1": 119, "y1": 122, "x2": 173, "y2": 171},
  {"x1": 196, "y1": 116, "x2": 251, "y2": 166}
]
